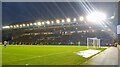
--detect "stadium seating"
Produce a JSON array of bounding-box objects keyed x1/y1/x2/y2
[{"x1": 2, "y1": 22, "x2": 115, "y2": 46}]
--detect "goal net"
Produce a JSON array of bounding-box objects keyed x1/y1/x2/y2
[{"x1": 87, "y1": 38, "x2": 100, "y2": 48}]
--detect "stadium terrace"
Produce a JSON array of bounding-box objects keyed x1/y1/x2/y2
[{"x1": 2, "y1": 16, "x2": 117, "y2": 46}]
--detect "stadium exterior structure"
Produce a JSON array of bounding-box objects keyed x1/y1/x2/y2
[{"x1": 2, "y1": 19, "x2": 117, "y2": 46}]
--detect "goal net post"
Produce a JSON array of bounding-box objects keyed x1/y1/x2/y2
[{"x1": 87, "y1": 38, "x2": 100, "y2": 48}]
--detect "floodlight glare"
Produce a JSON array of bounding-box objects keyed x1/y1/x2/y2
[
  {"x1": 14, "y1": 25, "x2": 16, "y2": 28},
  {"x1": 20, "y1": 25, "x2": 22, "y2": 27},
  {"x1": 56, "y1": 19, "x2": 60, "y2": 24},
  {"x1": 16, "y1": 25, "x2": 19, "y2": 27},
  {"x1": 66, "y1": 18, "x2": 71, "y2": 22},
  {"x1": 2, "y1": 26, "x2": 10, "y2": 29},
  {"x1": 27, "y1": 24, "x2": 29, "y2": 26},
  {"x1": 51, "y1": 21, "x2": 54, "y2": 24},
  {"x1": 34, "y1": 23, "x2": 37, "y2": 25},
  {"x1": 30, "y1": 23, "x2": 33, "y2": 26},
  {"x1": 37, "y1": 22, "x2": 41, "y2": 25},
  {"x1": 23, "y1": 24, "x2": 26, "y2": 26},
  {"x1": 10, "y1": 25, "x2": 13, "y2": 28},
  {"x1": 46, "y1": 21, "x2": 50, "y2": 24},
  {"x1": 86, "y1": 12, "x2": 106, "y2": 22},
  {"x1": 42, "y1": 22, "x2": 45, "y2": 25},
  {"x1": 73, "y1": 18, "x2": 77, "y2": 22},
  {"x1": 61, "y1": 19, "x2": 65, "y2": 23},
  {"x1": 79, "y1": 16, "x2": 84, "y2": 21}
]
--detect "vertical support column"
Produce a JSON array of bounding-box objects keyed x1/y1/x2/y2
[
  {"x1": 96, "y1": 39, "x2": 98, "y2": 48},
  {"x1": 78, "y1": 41, "x2": 80, "y2": 46},
  {"x1": 98, "y1": 39, "x2": 100, "y2": 48},
  {"x1": 93, "y1": 39, "x2": 95, "y2": 48},
  {"x1": 87, "y1": 38, "x2": 89, "y2": 48}
]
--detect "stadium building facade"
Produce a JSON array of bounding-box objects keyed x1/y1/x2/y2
[{"x1": 2, "y1": 18, "x2": 117, "y2": 46}]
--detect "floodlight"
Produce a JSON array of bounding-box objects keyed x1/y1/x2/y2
[
  {"x1": 37, "y1": 22, "x2": 41, "y2": 25},
  {"x1": 42, "y1": 22, "x2": 45, "y2": 25},
  {"x1": 61, "y1": 19, "x2": 65, "y2": 23},
  {"x1": 23, "y1": 24, "x2": 26, "y2": 26},
  {"x1": 2, "y1": 26, "x2": 10, "y2": 29},
  {"x1": 79, "y1": 16, "x2": 84, "y2": 21},
  {"x1": 51, "y1": 21, "x2": 54, "y2": 24},
  {"x1": 73, "y1": 18, "x2": 77, "y2": 22},
  {"x1": 34, "y1": 23, "x2": 37, "y2": 25},
  {"x1": 66, "y1": 18, "x2": 71, "y2": 22},
  {"x1": 20, "y1": 25, "x2": 22, "y2": 27},
  {"x1": 30, "y1": 23, "x2": 33, "y2": 26},
  {"x1": 14, "y1": 25, "x2": 16, "y2": 28},
  {"x1": 16, "y1": 25, "x2": 19, "y2": 27},
  {"x1": 56, "y1": 19, "x2": 60, "y2": 24},
  {"x1": 10, "y1": 25, "x2": 13, "y2": 28},
  {"x1": 27, "y1": 24, "x2": 29, "y2": 26},
  {"x1": 46, "y1": 21, "x2": 50, "y2": 24},
  {"x1": 86, "y1": 11, "x2": 106, "y2": 22}
]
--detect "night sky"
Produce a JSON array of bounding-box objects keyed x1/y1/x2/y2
[{"x1": 2, "y1": 2, "x2": 117, "y2": 25}]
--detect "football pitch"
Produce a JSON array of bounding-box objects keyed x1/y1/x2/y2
[{"x1": 2, "y1": 45, "x2": 106, "y2": 65}]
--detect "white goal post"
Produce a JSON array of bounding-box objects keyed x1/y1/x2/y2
[{"x1": 87, "y1": 38, "x2": 100, "y2": 48}]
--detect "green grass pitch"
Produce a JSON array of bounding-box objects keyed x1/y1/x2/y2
[{"x1": 2, "y1": 45, "x2": 106, "y2": 65}]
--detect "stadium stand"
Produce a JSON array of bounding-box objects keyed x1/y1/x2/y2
[{"x1": 2, "y1": 19, "x2": 117, "y2": 46}]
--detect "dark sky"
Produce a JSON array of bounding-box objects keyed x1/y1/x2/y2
[{"x1": 2, "y1": 2, "x2": 117, "y2": 25}]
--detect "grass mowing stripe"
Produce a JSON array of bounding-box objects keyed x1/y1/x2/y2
[
  {"x1": 3, "y1": 53, "x2": 35, "y2": 56},
  {"x1": 6, "y1": 51, "x2": 73, "y2": 63},
  {"x1": 2, "y1": 45, "x2": 106, "y2": 65}
]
